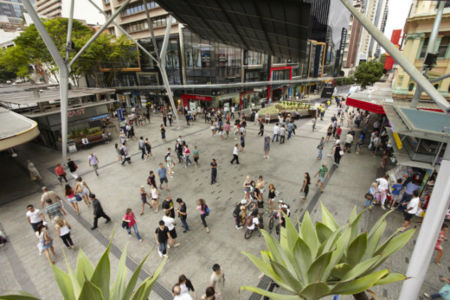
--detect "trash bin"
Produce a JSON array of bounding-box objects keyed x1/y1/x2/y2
[{"x1": 68, "y1": 142, "x2": 77, "y2": 153}]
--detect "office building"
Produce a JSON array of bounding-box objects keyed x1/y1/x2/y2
[
  {"x1": 34, "y1": 0, "x2": 104, "y2": 24},
  {"x1": 342, "y1": 0, "x2": 365, "y2": 70},
  {"x1": 392, "y1": 0, "x2": 450, "y2": 100}
]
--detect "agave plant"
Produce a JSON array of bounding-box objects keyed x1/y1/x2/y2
[
  {"x1": 1, "y1": 241, "x2": 166, "y2": 300},
  {"x1": 241, "y1": 203, "x2": 414, "y2": 300}
]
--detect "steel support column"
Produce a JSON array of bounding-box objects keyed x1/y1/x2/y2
[
  {"x1": 339, "y1": 0, "x2": 450, "y2": 113},
  {"x1": 159, "y1": 16, "x2": 180, "y2": 126},
  {"x1": 23, "y1": 0, "x2": 70, "y2": 162},
  {"x1": 399, "y1": 145, "x2": 450, "y2": 299},
  {"x1": 410, "y1": 0, "x2": 446, "y2": 108}
]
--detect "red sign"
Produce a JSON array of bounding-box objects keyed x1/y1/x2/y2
[
  {"x1": 181, "y1": 94, "x2": 212, "y2": 101},
  {"x1": 68, "y1": 108, "x2": 85, "y2": 118},
  {"x1": 384, "y1": 29, "x2": 402, "y2": 71}
]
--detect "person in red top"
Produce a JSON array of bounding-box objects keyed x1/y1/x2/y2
[
  {"x1": 55, "y1": 163, "x2": 68, "y2": 184},
  {"x1": 435, "y1": 224, "x2": 448, "y2": 266},
  {"x1": 335, "y1": 126, "x2": 343, "y2": 140},
  {"x1": 122, "y1": 208, "x2": 142, "y2": 242}
]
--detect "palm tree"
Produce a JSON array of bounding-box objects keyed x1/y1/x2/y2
[
  {"x1": 1, "y1": 240, "x2": 166, "y2": 300},
  {"x1": 242, "y1": 203, "x2": 414, "y2": 300}
]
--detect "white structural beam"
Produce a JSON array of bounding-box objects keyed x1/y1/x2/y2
[
  {"x1": 23, "y1": 0, "x2": 70, "y2": 162},
  {"x1": 339, "y1": 0, "x2": 450, "y2": 113},
  {"x1": 399, "y1": 145, "x2": 450, "y2": 299}
]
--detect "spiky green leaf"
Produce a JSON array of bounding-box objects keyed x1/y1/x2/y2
[
  {"x1": 307, "y1": 251, "x2": 332, "y2": 283},
  {"x1": 300, "y1": 282, "x2": 331, "y2": 300},
  {"x1": 122, "y1": 253, "x2": 150, "y2": 300},
  {"x1": 240, "y1": 286, "x2": 299, "y2": 300},
  {"x1": 78, "y1": 279, "x2": 104, "y2": 300},
  {"x1": 300, "y1": 211, "x2": 319, "y2": 257},
  {"x1": 131, "y1": 256, "x2": 166, "y2": 300},
  {"x1": 331, "y1": 269, "x2": 389, "y2": 295},
  {"x1": 365, "y1": 221, "x2": 386, "y2": 258},
  {"x1": 375, "y1": 273, "x2": 407, "y2": 286},
  {"x1": 52, "y1": 263, "x2": 75, "y2": 300},
  {"x1": 111, "y1": 245, "x2": 128, "y2": 300},
  {"x1": 90, "y1": 243, "x2": 111, "y2": 300},
  {"x1": 293, "y1": 237, "x2": 312, "y2": 282},
  {"x1": 75, "y1": 249, "x2": 94, "y2": 287},
  {"x1": 340, "y1": 255, "x2": 381, "y2": 281},
  {"x1": 316, "y1": 222, "x2": 333, "y2": 244},
  {"x1": 271, "y1": 261, "x2": 303, "y2": 293},
  {"x1": 320, "y1": 202, "x2": 338, "y2": 231},
  {"x1": 346, "y1": 233, "x2": 368, "y2": 266},
  {"x1": 330, "y1": 263, "x2": 352, "y2": 280}
]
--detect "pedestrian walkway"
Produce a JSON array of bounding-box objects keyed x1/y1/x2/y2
[{"x1": 0, "y1": 104, "x2": 447, "y2": 300}]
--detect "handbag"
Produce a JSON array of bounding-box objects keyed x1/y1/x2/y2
[
  {"x1": 339, "y1": 150, "x2": 344, "y2": 156},
  {"x1": 75, "y1": 194, "x2": 82, "y2": 202},
  {"x1": 121, "y1": 221, "x2": 128, "y2": 229},
  {"x1": 365, "y1": 193, "x2": 374, "y2": 200}
]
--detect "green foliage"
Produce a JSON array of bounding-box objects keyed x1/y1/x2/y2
[
  {"x1": 335, "y1": 76, "x2": 355, "y2": 86},
  {"x1": 241, "y1": 203, "x2": 414, "y2": 300},
  {"x1": 0, "y1": 17, "x2": 137, "y2": 86},
  {"x1": 0, "y1": 241, "x2": 166, "y2": 300},
  {"x1": 0, "y1": 46, "x2": 30, "y2": 81},
  {"x1": 354, "y1": 60, "x2": 384, "y2": 88}
]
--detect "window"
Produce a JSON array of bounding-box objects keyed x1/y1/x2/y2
[
  {"x1": 419, "y1": 38, "x2": 429, "y2": 58},
  {"x1": 434, "y1": 84, "x2": 439, "y2": 90},
  {"x1": 408, "y1": 82, "x2": 415, "y2": 91},
  {"x1": 120, "y1": 1, "x2": 158, "y2": 17},
  {"x1": 438, "y1": 36, "x2": 449, "y2": 57}
]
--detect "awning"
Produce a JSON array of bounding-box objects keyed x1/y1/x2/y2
[
  {"x1": 346, "y1": 97, "x2": 386, "y2": 114},
  {"x1": 156, "y1": 0, "x2": 310, "y2": 60},
  {"x1": 0, "y1": 108, "x2": 40, "y2": 151}
]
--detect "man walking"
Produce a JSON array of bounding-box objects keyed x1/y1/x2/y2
[
  {"x1": 158, "y1": 163, "x2": 170, "y2": 191},
  {"x1": 90, "y1": 194, "x2": 111, "y2": 230},
  {"x1": 176, "y1": 198, "x2": 189, "y2": 232},
  {"x1": 41, "y1": 186, "x2": 67, "y2": 215},
  {"x1": 162, "y1": 196, "x2": 175, "y2": 218},
  {"x1": 88, "y1": 152, "x2": 100, "y2": 176},
  {"x1": 210, "y1": 264, "x2": 225, "y2": 300},
  {"x1": 44, "y1": 198, "x2": 65, "y2": 221},
  {"x1": 155, "y1": 220, "x2": 170, "y2": 257},
  {"x1": 272, "y1": 123, "x2": 280, "y2": 142},
  {"x1": 314, "y1": 164, "x2": 329, "y2": 193},
  {"x1": 120, "y1": 143, "x2": 132, "y2": 165},
  {"x1": 26, "y1": 204, "x2": 45, "y2": 232},
  {"x1": 317, "y1": 137, "x2": 325, "y2": 160},
  {"x1": 230, "y1": 144, "x2": 240, "y2": 165},
  {"x1": 210, "y1": 158, "x2": 218, "y2": 184},
  {"x1": 138, "y1": 136, "x2": 146, "y2": 160}
]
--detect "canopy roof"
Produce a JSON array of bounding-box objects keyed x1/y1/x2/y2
[
  {"x1": 0, "y1": 107, "x2": 39, "y2": 151},
  {"x1": 156, "y1": 0, "x2": 310, "y2": 60}
]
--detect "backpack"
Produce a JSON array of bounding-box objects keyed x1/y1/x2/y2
[
  {"x1": 233, "y1": 204, "x2": 241, "y2": 217},
  {"x1": 205, "y1": 205, "x2": 210, "y2": 216},
  {"x1": 119, "y1": 148, "x2": 125, "y2": 156},
  {"x1": 246, "y1": 216, "x2": 253, "y2": 227}
]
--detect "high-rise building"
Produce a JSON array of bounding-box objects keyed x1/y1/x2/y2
[
  {"x1": 34, "y1": 0, "x2": 104, "y2": 24},
  {"x1": 0, "y1": 0, "x2": 25, "y2": 25},
  {"x1": 357, "y1": 0, "x2": 389, "y2": 63},
  {"x1": 342, "y1": 0, "x2": 365, "y2": 69}
]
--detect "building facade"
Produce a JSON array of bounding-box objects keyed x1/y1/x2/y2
[
  {"x1": 342, "y1": 0, "x2": 365, "y2": 70},
  {"x1": 96, "y1": 0, "x2": 349, "y2": 109},
  {"x1": 0, "y1": 0, "x2": 24, "y2": 25},
  {"x1": 392, "y1": 0, "x2": 450, "y2": 100},
  {"x1": 34, "y1": 0, "x2": 104, "y2": 24}
]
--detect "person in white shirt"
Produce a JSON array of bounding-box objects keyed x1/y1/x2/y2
[
  {"x1": 272, "y1": 123, "x2": 280, "y2": 142},
  {"x1": 247, "y1": 210, "x2": 260, "y2": 231},
  {"x1": 162, "y1": 211, "x2": 179, "y2": 248},
  {"x1": 401, "y1": 190, "x2": 420, "y2": 231},
  {"x1": 230, "y1": 144, "x2": 240, "y2": 164},
  {"x1": 173, "y1": 284, "x2": 193, "y2": 300},
  {"x1": 26, "y1": 204, "x2": 45, "y2": 232},
  {"x1": 376, "y1": 175, "x2": 389, "y2": 210},
  {"x1": 344, "y1": 133, "x2": 354, "y2": 152}
]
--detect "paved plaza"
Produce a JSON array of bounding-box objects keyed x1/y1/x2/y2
[{"x1": 0, "y1": 104, "x2": 448, "y2": 300}]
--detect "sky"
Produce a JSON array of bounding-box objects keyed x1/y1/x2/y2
[{"x1": 383, "y1": 0, "x2": 413, "y2": 40}]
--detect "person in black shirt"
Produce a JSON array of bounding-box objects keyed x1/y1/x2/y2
[
  {"x1": 210, "y1": 159, "x2": 218, "y2": 184},
  {"x1": 155, "y1": 220, "x2": 170, "y2": 257},
  {"x1": 176, "y1": 198, "x2": 189, "y2": 232},
  {"x1": 258, "y1": 121, "x2": 264, "y2": 136},
  {"x1": 162, "y1": 196, "x2": 175, "y2": 218},
  {"x1": 67, "y1": 157, "x2": 78, "y2": 179},
  {"x1": 89, "y1": 194, "x2": 111, "y2": 230},
  {"x1": 147, "y1": 171, "x2": 157, "y2": 189}
]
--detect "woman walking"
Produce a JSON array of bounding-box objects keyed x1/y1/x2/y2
[
  {"x1": 75, "y1": 177, "x2": 91, "y2": 207},
  {"x1": 184, "y1": 144, "x2": 192, "y2": 168},
  {"x1": 160, "y1": 124, "x2": 166, "y2": 142},
  {"x1": 326, "y1": 124, "x2": 333, "y2": 142},
  {"x1": 64, "y1": 184, "x2": 80, "y2": 215},
  {"x1": 333, "y1": 141, "x2": 343, "y2": 166},
  {"x1": 316, "y1": 137, "x2": 325, "y2": 160},
  {"x1": 166, "y1": 152, "x2": 175, "y2": 177},
  {"x1": 178, "y1": 274, "x2": 196, "y2": 299},
  {"x1": 144, "y1": 138, "x2": 152, "y2": 160},
  {"x1": 37, "y1": 223, "x2": 56, "y2": 264},
  {"x1": 256, "y1": 176, "x2": 265, "y2": 201},
  {"x1": 264, "y1": 135, "x2": 271, "y2": 159},
  {"x1": 267, "y1": 184, "x2": 276, "y2": 213},
  {"x1": 54, "y1": 216, "x2": 75, "y2": 249},
  {"x1": 193, "y1": 146, "x2": 200, "y2": 167},
  {"x1": 197, "y1": 199, "x2": 210, "y2": 233},
  {"x1": 122, "y1": 208, "x2": 143, "y2": 242},
  {"x1": 300, "y1": 172, "x2": 311, "y2": 201},
  {"x1": 243, "y1": 176, "x2": 252, "y2": 200},
  {"x1": 150, "y1": 185, "x2": 159, "y2": 213},
  {"x1": 224, "y1": 121, "x2": 231, "y2": 139},
  {"x1": 139, "y1": 186, "x2": 152, "y2": 215}
]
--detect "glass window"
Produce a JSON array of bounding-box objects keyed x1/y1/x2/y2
[
  {"x1": 438, "y1": 36, "x2": 449, "y2": 57},
  {"x1": 419, "y1": 38, "x2": 429, "y2": 58}
]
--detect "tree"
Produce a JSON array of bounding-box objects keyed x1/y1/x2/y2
[
  {"x1": 0, "y1": 240, "x2": 166, "y2": 300},
  {"x1": 354, "y1": 60, "x2": 384, "y2": 88},
  {"x1": 241, "y1": 203, "x2": 414, "y2": 300},
  {"x1": 0, "y1": 18, "x2": 137, "y2": 86},
  {"x1": 0, "y1": 46, "x2": 31, "y2": 82}
]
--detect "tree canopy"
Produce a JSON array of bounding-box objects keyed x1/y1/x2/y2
[
  {"x1": 354, "y1": 60, "x2": 384, "y2": 88},
  {"x1": 0, "y1": 18, "x2": 137, "y2": 86}
]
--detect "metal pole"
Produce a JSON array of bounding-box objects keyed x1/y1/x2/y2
[
  {"x1": 410, "y1": 0, "x2": 446, "y2": 108},
  {"x1": 65, "y1": 0, "x2": 74, "y2": 62},
  {"x1": 399, "y1": 145, "x2": 450, "y2": 299},
  {"x1": 23, "y1": 0, "x2": 70, "y2": 162},
  {"x1": 143, "y1": 0, "x2": 160, "y2": 56},
  {"x1": 69, "y1": 0, "x2": 131, "y2": 68},
  {"x1": 159, "y1": 16, "x2": 180, "y2": 126},
  {"x1": 338, "y1": 0, "x2": 450, "y2": 113},
  {"x1": 88, "y1": 0, "x2": 159, "y2": 65}
]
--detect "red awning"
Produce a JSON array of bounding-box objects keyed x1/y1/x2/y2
[{"x1": 346, "y1": 97, "x2": 385, "y2": 114}]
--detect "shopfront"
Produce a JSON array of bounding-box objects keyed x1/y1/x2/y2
[{"x1": 181, "y1": 94, "x2": 212, "y2": 110}]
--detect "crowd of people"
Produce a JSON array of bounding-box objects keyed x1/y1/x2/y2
[{"x1": 20, "y1": 97, "x2": 446, "y2": 300}]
